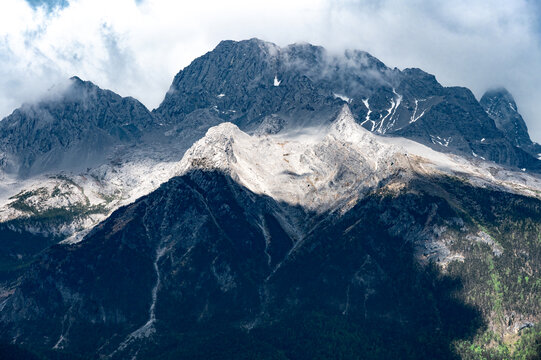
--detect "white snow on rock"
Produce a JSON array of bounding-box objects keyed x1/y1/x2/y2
[
  {"x1": 376, "y1": 89, "x2": 402, "y2": 134},
  {"x1": 333, "y1": 93, "x2": 351, "y2": 103},
  {"x1": 2, "y1": 105, "x2": 541, "y2": 243},
  {"x1": 430, "y1": 135, "x2": 451, "y2": 147},
  {"x1": 360, "y1": 98, "x2": 375, "y2": 131},
  {"x1": 410, "y1": 99, "x2": 427, "y2": 123},
  {"x1": 179, "y1": 106, "x2": 407, "y2": 212},
  {"x1": 0, "y1": 147, "x2": 185, "y2": 242},
  {"x1": 180, "y1": 105, "x2": 541, "y2": 211}
]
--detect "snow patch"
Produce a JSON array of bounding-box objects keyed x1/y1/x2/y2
[
  {"x1": 377, "y1": 89, "x2": 402, "y2": 134},
  {"x1": 179, "y1": 105, "x2": 541, "y2": 212},
  {"x1": 430, "y1": 135, "x2": 451, "y2": 147},
  {"x1": 0, "y1": 143, "x2": 188, "y2": 241},
  {"x1": 180, "y1": 105, "x2": 406, "y2": 211},
  {"x1": 410, "y1": 99, "x2": 427, "y2": 123},
  {"x1": 333, "y1": 93, "x2": 351, "y2": 103},
  {"x1": 360, "y1": 98, "x2": 375, "y2": 131}
]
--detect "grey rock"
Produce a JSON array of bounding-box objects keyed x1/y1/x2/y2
[
  {"x1": 480, "y1": 87, "x2": 541, "y2": 157},
  {"x1": 156, "y1": 39, "x2": 541, "y2": 171},
  {"x1": 0, "y1": 77, "x2": 156, "y2": 177}
]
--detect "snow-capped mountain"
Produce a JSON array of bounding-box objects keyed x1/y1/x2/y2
[
  {"x1": 1, "y1": 39, "x2": 541, "y2": 359},
  {"x1": 3, "y1": 38, "x2": 540, "y2": 248},
  {"x1": 180, "y1": 105, "x2": 541, "y2": 209},
  {"x1": 157, "y1": 39, "x2": 541, "y2": 170},
  {"x1": 2, "y1": 105, "x2": 541, "y2": 359},
  {"x1": 0, "y1": 39, "x2": 537, "y2": 246}
]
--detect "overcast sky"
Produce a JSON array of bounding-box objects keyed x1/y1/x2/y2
[{"x1": 2, "y1": 0, "x2": 541, "y2": 141}]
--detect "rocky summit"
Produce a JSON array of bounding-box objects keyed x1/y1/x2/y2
[
  {"x1": 156, "y1": 39, "x2": 540, "y2": 171},
  {"x1": 0, "y1": 77, "x2": 156, "y2": 177},
  {"x1": 480, "y1": 87, "x2": 541, "y2": 157},
  {"x1": 0, "y1": 39, "x2": 541, "y2": 360}
]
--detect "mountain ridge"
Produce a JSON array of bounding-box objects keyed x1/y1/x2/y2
[
  {"x1": 1, "y1": 38, "x2": 541, "y2": 359},
  {"x1": 0, "y1": 76, "x2": 156, "y2": 177},
  {"x1": 1, "y1": 38, "x2": 540, "y2": 263},
  {"x1": 2, "y1": 108, "x2": 541, "y2": 358},
  {"x1": 155, "y1": 38, "x2": 541, "y2": 171},
  {"x1": 1, "y1": 38, "x2": 539, "y2": 178}
]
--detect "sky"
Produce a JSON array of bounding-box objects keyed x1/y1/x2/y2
[{"x1": 2, "y1": 0, "x2": 541, "y2": 142}]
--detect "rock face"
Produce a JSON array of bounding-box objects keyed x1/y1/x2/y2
[
  {"x1": 2, "y1": 39, "x2": 540, "y2": 180},
  {"x1": 2, "y1": 39, "x2": 541, "y2": 359},
  {"x1": 480, "y1": 88, "x2": 541, "y2": 157},
  {"x1": 2, "y1": 109, "x2": 541, "y2": 359},
  {"x1": 156, "y1": 38, "x2": 540, "y2": 170},
  {"x1": 0, "y1": 77, "x2": 156, "y2": 177}
]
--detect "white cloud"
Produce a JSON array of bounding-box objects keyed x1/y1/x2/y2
[{"x1": 2, "y1": 0, "x2": 541, "y2": 141}]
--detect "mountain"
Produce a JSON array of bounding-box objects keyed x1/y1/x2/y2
[
  {"x1": 0, "y1": 74, "x2": 210, "y2": 245},
  {"x1": 2, "y1": 39, "x2": 539, "y2": 183},
  {"x1": 0, "y1": 77, "x2": 156, "y2": 177},
  {"x1": 2, "y1": 108, "x2": 541, "y2": 359},
  {"x1": 2, "y1": 39, "x2": 541, "y2": 359},
  {"x1": 0, "y1": 78, "x2": 182, "y2": 285},
  {"x1": 480, "y1": 88, "x2": 541, "y2": 158},
  {"x1": 156, "y1": 39, "x2": 541, "y2": 171},
  {"x1": 1, "y1": 41, "x2": 539, "y2": 243}
]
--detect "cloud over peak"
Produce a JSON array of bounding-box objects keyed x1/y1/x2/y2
[{"x1": 3, "y1": 0, "x2": 541, "y2": 141}]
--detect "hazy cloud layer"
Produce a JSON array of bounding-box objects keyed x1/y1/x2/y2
[{"x1": 2, "y1": 0, "x2": 541, "y2": 141}]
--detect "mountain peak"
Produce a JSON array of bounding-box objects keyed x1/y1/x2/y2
[
  {"x1": 0, "y1": 76, "x2": 155, "y2": 176},
  {"x1": 479, "y1": 87, "x2": 538, "y2": 153},
  {"x1": 69, "y1": 75, "x2": 84, "y2": 83},
  {"x1": 67, "y1": 75, "x2": 100, "y2": 89},
  {"x1": 481, "y1": 87, "x2": 517, "y2": 111},
  {"x1": 179, "y1": 108, "x2": 409, "y2": 211},
  {"x1": 330, "y1": 105, "x2": 364, "y2": 137},
  {"x1": 213, "y1": 38, "x2": 279, "y2": 57},
  {"x1": 155, "y1": 38, "x2": 540, "y2": 170},
  {"x1": 482, "y1": 87, "x2": 513, "y2": 98},
  {"x1": 65, "y1": 75, "x2": 102, "y2": 94}
]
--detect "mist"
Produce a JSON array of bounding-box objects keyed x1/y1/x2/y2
[{"x1": 2, "y1": 0, "x2": 541, "y2": 141}]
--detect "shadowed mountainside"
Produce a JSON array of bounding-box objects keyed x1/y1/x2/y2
[{"x1": 2, "y1": 168, "x2": 541, "y2": 359}]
